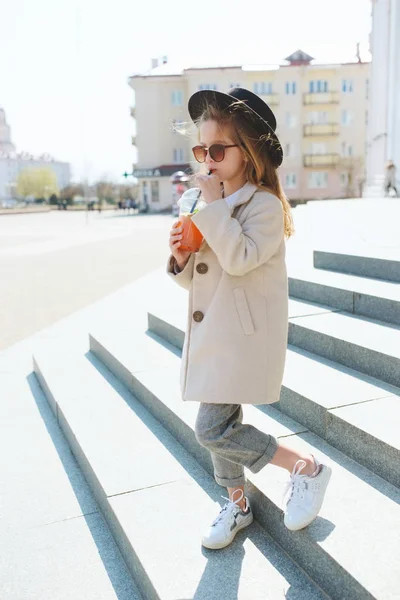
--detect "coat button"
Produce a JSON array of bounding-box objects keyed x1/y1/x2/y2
[
  {"x1": 193, "y1": 311, "x2": 204, "y2": 323},
  {"x1": 196, "y1": 263, "x2": 208, "y2": 274}
]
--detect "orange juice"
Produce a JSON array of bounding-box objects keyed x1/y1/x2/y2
[{"x1": 178, "y1": 214, "x2": 203, "y2": 252}]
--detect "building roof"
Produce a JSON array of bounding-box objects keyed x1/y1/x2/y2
[
  {"x1": 285, "y1": 49, "x2": 315, "y2": 65},
  {"x1": 130, "y1": 62, "x2": 184, "y2": 78},
  {"x1": 184, "y1": 64, "x2": 242, "y2": 71},
  {"x1": 129, "y1": 50, "x2": 369, "y2": 80}
]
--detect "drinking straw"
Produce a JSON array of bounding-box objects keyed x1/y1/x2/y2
[{"x1": 190, "y1": 170, "x2": 212, "y2": 213}]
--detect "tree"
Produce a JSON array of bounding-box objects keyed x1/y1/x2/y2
[
  {"x1": 16, "y1": 167, "x2": 59, "y2": 200},
  {"x1": 60, "y1": 184, "x2": 85, "y2": 204},
  {"x1": 119, "y1": 182, "x2": 138, "y2": 201},
  {"x1": 95, "y1": 180, "x2": 118, "y2": 204}
]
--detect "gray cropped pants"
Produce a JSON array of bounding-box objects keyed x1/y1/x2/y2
[{"x1": 194, "y1": 402, "x2": 279, "y2": 488}]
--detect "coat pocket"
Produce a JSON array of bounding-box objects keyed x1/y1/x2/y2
[{"x1": 233, "y1": 287, "x2": 255, "y2": 335}]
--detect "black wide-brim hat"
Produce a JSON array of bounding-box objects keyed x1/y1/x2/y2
[{"x1": 188, "y1": 87, "x2": 283, "y2": 167}]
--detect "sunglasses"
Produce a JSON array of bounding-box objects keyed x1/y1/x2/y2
[{"x1": 192, "y1": 143, "x2": 239, "y2": 163}]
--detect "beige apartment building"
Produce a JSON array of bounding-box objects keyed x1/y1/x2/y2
[{"x1": 128, "y1": 50, "x2": 370, "y2": 211}]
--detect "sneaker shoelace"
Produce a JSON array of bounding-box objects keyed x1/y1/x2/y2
[
  {"x1": 211, "y1": 492, "x2": 244, "y2": 527},
  {"x1": 283, "y1": 459, "x2": 308, "y2": 507}
]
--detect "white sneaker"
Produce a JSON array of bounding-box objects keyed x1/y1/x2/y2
[
  {"x1": 202, "y1": 489, "x2": 253, "y2": 550},
  {"x1": 283, "y1": 455, "x2": 332, "y2": 531}
]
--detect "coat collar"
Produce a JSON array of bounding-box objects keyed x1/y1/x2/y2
[{"x1": 225, "y1": 182, "x2": 258, "y2": 211}]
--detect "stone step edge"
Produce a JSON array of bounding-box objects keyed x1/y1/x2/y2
[
  {"x1": 89, "y1": 329, "x2": 390, "y2": 600},
  {"x1": 32, "y1": 353, "x2": 156, "y2": 600},
  {"x1": 288, "y1": 275, "x2": 400, "y2": 326},
  {"x1": 313, "y1": 250, "x2": 400, "y2": 283},
  {"x1": 32, "y1": 350, "x2": 326, "y2": 600},
  {"x1": 288, "y1": 317, "x2": 400, "y2": 389},
  {"x1": 143, "y1": 311, "x2": 400, "y2": 489}
]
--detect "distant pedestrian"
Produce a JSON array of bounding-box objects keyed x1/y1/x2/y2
[{"x1": 384, "y1": 160, "x2": 398, "y2": 196}]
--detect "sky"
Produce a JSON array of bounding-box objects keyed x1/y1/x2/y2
[{"x1": 1, "y1": 0, "x2": 372, "y2": 184}]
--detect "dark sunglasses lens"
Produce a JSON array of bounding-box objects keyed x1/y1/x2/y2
[
  {"x1": 209, "y1": 144, "x2": 225, "y2": 162},
  {"x1": 192, "y1": 146, "x2": 206, "y2": 162}
]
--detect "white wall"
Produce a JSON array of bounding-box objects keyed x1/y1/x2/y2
[
  {"x1": 365, "y1": 0, "x2": 400, "y2": 193},
  {"x1": 386, "y1": 0, "x2": 400, "y2": 177}
]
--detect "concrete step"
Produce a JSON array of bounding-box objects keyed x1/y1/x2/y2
[
  {"x1": 288, "y1": 299, "x2": 400, "y2": 388},
  {"x1": 143, "y1": 305, "x2": 400, "y2": 488},
  {"x1": 89, "y1": 323, "x2": 400, "y2": 600},
  {"x1": 0, "y1": 371, "x2": 143, "y2": 600},
  {"x1": 33, "y1": 347, "x2": 326, "y2": 600},
  {"x1": 289, "y1": 268, "x2": 400, "y2": 326},
  {"x1": 314, "y1": 250, "x2": 400, "y2": 283}
]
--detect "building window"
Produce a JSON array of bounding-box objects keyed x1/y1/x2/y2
[
  {"x1": 341, "y1": 110, "x2": 353, "y2": 126},
  {"x1": 307, "y1": 111, "x2": 328, "y2": 124},
  {"x1": 284, "y1": 173, "x2": 297, "y2": 189},
  {"x1": 254, "y1": 82, "x2": 273, "y2": 95},
  {"x1": 342, "y1": 79, "x2": 354, "y2": 93},
  {"x1": 309, "y1": 80, "x2": 328, "y2": 93},
  {"x1": 171, "y1": 90, "x2": 183, "y2": 106},
  {"x1": 285, "y1": 112, "x2": 296, "y2": 128},
  {"x1": 340, "y1": 172, "x2": 349, "y2": 186},
  {"x1": 308, "y1": 172, "x2": 328, "y2": 188},
  {"x1": 285, "y1": 143, "x2": 295, "y2": 158},
  {"x1": 151, "y1": 181, "x2": 159, "y2": 202},
  {"x1": 341, "y1": 142, "x2": 353, "y2": 157},
  {"x1": 285, "y1": 81, "x2": 296, "y2": 95},
  {"x1": 173, "y1": 148, "x2": 185, "y2": 163},
  {"x1": 230, "y1": 82, "x2": 240, "y2": 89},
  {"x1": 365, "y1": 111, "x2": 368, "y2": 126},
  {"x1": 198, "y1": 83, "x2": 218, "y2": 91},
  {"x1": 366, "y1": 79, "x2": 369, "y2": 100}
]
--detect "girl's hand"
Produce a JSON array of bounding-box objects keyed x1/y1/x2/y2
[
  {"x1": 169, "y1": 221, "x2": 192, "y2": 269},
  {"x1": 194, "y1": 172, "x2": 222, "y2": 204}
]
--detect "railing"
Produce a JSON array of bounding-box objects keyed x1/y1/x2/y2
[
  {"x1": 303, "y1": 92, "x2": 339, "y2": 105},
  {"x1": 303, "y1": 153, "x2": 340, "y2": 167},
  {"x1": 303, "y1": 124, "x2": 339, "y2": 136}
]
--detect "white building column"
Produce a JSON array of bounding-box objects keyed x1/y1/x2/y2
[
  {"x1": 386, "y1": 0, "x2": 400, "y2": 172},
  {"x1": 365, "y1": 0, "x2": 400, "y2": 196}
]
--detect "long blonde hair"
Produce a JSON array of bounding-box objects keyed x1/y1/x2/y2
[{"x1": 195, "y1": 102, "x2": 294, "y2": 238}]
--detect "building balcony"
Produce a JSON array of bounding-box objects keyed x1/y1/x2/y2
[
  {"x1": 259, "y1": 93, "x2": 279, "y2": 106},
  {"x1": 303, "y1": 153, "x2": 340, "y2": 167},
  {"x1": 130, "y1": 106, "x2": 136, "y2": 118},
  {"x1": 303, "y1": 92, "x2": 339, "y2": 105},
  {"x1": 303, "y1": 124, "x2": 339, "y2": 137}
]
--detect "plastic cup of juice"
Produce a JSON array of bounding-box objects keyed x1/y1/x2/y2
[{"x1": 177, "y1": 213, "x2": 203, "y2": 252}]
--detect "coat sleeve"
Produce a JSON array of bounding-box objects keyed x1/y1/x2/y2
[
  {"x1": 166, "y1": 253, "x2": 195, "y2": 290},
  {"x1": 191, "y1": 195, "x2": 284, "y2": 276}
]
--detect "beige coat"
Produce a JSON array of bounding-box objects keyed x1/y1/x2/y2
[{"x1": 167, "y1": 182, "x2": 288, "y2": 405}]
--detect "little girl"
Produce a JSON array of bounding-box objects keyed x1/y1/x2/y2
[{"x1": 167, "y1": 88, "x2": 331, "y2": 550}]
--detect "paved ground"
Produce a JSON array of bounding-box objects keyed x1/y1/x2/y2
[
  {"x1": 0, "y1": 209, "x2": 175, "y2": 350},
  {"x1": 2, "y1": 198, "x2": 399, "y2": 351}
]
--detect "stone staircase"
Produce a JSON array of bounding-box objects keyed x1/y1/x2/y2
[{"x1": 33, "y1": 249, "x2": 400, "y2": 600}]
